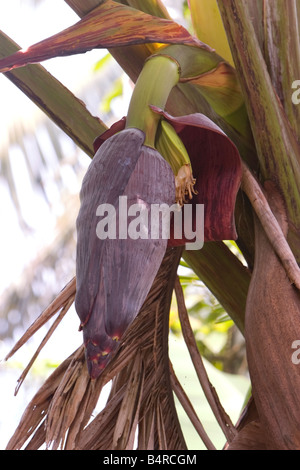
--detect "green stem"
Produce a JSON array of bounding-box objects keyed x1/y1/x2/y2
[{"x1": 126, "y1": 54, "x2": 180, "y2": 147}]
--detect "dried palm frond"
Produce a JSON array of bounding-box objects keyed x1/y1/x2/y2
[
  {"x1": 77, "y1": 246, "x2": 187, "y2": 451},
  {"x1": 6, "y1": 245, "x2": 242, "y2": 450}
]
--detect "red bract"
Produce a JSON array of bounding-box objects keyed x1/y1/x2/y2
[
  {"x1": 76, "y1": 128, "x2": 175, "y2": 379},
  {"x1": 94, "y1": 109, "x2": 242, "y2": 244}
]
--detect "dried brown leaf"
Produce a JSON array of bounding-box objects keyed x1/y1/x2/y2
[
  {"x1": 112, "y1": 356, "x2": 144, "y2": 449},
  {"x1": 169, "y1": 361, "x2": 216, "y2": 450},
  {"x1": 6, "y1": 351, "x2": 74, "y2": 449}
]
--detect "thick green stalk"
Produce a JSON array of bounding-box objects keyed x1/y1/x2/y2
[
  {"x1": 125, "y1": 53, "x2": 197, "y2": 206},
  {"x1": 126, "y1": 54, "x2": 180, "y2": 147}
]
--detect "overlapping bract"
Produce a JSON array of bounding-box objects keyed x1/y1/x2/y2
[
  {"x1": 75, "y1": 128, "x2": 175, "y2": 378},
  {"x1": 153, "y1": 107, "x2": 242, "y2": 243}
]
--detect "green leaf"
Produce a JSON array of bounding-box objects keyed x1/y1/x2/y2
[{"x1": 180, "y1": 61, "x2": 244, "y2": 118}]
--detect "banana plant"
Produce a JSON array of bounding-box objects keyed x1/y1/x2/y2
[{"x1": 2, "y1": 0, "x2": 300, "y2": 451}]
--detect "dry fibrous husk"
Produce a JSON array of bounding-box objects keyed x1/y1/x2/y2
[
  {"x1": 6, "y1": 247, "x2": 187, "y2": 450},
  {"x1": 77, "y1": 246, "x2": 186, "y2": 450}
]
